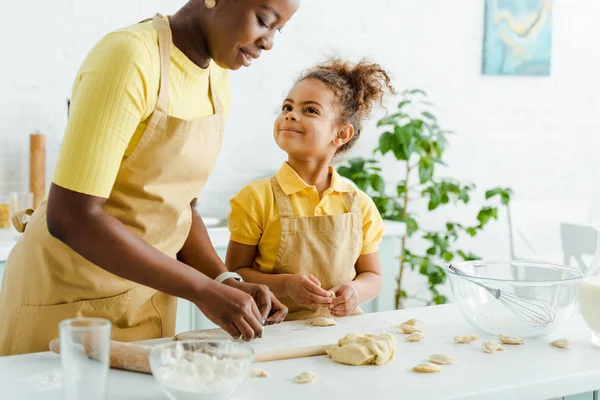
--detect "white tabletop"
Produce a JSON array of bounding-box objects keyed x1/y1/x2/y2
[{"x1": 1, "y1": 304, "x2": 598, "y2": 400}]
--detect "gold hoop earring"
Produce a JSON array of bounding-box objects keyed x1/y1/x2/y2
[{"x1": 205, "y1": 0, "x2": 216, "y2": 9}]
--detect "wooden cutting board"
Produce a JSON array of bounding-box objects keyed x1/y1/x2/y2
[
  {"x1": 173, "y1": 313, "x2": 392, "y2": 356},
  {"x1": 49, "y1": 313, "x2": 398, "y2": 374}
]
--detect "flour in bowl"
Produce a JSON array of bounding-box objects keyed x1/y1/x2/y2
[{"x1": 153, "y1": 346, "x2": 248, "y2": 399}]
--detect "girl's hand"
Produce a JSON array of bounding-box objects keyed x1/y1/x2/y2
[
  {"x1": 329, "y1": 281, "x2": 359, "y2": 317},
  {"x1": 285, "y1": 274, "x2": 334, "y2": 308}
]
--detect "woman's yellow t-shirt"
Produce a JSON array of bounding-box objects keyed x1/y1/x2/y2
[
  {"x1": 53, "y1": 20, "x2": 231, "y2": 197},
  {"x1": 229, "y1": 163, "x2": 385, "y2": 273}
]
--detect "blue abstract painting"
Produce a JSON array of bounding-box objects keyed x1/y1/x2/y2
[{"x1": 482, "y1": 0, "x2": 553, "y2": 76}]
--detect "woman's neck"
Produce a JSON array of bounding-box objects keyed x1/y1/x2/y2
[
  {"x1": 287, "y1": 158, "x2": 332, "y2": 198},
  {"x1": 169, "y1": 3, "x2": 212, "y2": 69}
]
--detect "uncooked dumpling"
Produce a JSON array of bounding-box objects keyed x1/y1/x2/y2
[
  {"x1": 310, "y1": 317, "x2": 337, "y2": 327},
  {"x1": 295, "y1": 371, "x2": 318, "y2": 383},
  {"x1": 326, "y1": 333, "x2": 395, "y2": 366},
  {"x1": 250, "y1": 367, "x2": 270, "y2": 378}
]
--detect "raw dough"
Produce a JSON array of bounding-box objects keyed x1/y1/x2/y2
[
  {"x1": 310, "y1": 317, "x2": 337, "y2": 327},
  {"x1": 401, "y1": 318, "x2": 419, "y2": 326},
  {"x1": 405, "y1": 332, "x2": 424, "y2": 342},
  {"x1": 413, "y1": 363, "x2": 441, "y2": 373},
  {"x1": 326, "y1": 333, "x2": 395, "y2": 366},
  {"x1": 329, "y1": 291, "x2": 336, "y2": 299},
  {"x1": 428, "y1": 354, "x2": 454, "y2": 365},
  {"x1": 295, "y1": 371, "x2": 318, "y2": 384},
  {"x1": 250, "y1": 367, "x2": 270, "y2": 378},
  {"x1": 453, "y1": 335, "x2": 478, "y2": 344},
  {"x1": 550, "y1": 339, "x2": 571, "y2": 349},
  {"x1": 498, "y1": 334, "x2": 524, "y2": 345},
  {"x1": 482, "y1": 341, "x2": 503, "y2": 354},
  {"x1": 399, "y1": 324, "x2": 422, "y2": 334}
]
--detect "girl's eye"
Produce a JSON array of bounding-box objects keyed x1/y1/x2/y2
[
  {"x1": 257, "y1": 16, "x2": 268, "y2": 28},
  {"x1": 282, "y1": 104, "x2": 292, "y2": 112},
  {"x1": 306, "y1": 107, "x2": 318, "y2": 114}
]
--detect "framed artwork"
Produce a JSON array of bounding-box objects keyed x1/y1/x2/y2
[{"x1": 482, "y1": 0, "x2": 552, "y2": 76}]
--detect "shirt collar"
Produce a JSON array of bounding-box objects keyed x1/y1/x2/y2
[{"x1": 275, "y1": 162, "x2": 355, "y2": 195}]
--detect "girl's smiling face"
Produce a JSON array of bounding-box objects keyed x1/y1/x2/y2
[{"x1": 274, "y1": 78, "x2": 352, "y2": 160}]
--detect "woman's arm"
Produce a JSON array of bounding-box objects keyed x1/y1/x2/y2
[
  {"x1": 179, "y1": 200, "x2": 288, "y2": 324},
  {"x1": 46, "y1": 184, "x2": 264, "y2": 341}
]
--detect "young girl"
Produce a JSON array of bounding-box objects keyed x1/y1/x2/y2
[{"x1": 226, "y1": 59, "x2": 394, "y2": 321}]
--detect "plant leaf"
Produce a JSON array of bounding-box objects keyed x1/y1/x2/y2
[
  {"x1": 378, "y1": 132, "x2": 394, "y2": 155},
  {"x1": 422, "y1": 111, "x2": 437, "y2": 121},
  {"x1": 418, "y1": 158, "x2": 434, "y2": 184},
  {"x1": 396, "y1": 100, "x2": 411, "y2": 110},
  {"x1": 369, "y1": 174, "x2": 385, "y2": 195}
]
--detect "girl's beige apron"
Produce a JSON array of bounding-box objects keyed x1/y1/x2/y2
[
  {"x1": 270, "y1": 177, "x2": 364, "y2": 321},
  {"x1": 0, "y1": 14, "x2": 226, "y2": 355}
]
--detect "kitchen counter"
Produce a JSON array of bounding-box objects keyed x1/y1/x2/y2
[{"x1": 1, "y1": 304, "x2": 599, "y2": 400}]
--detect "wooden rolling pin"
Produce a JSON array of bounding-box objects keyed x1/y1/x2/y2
[
  {"x1": 49, "y1": 339, "x2": 333, "y2": 374},
  {"x1": 49, "y1": 339, "x2": 152, "y2": 374},
  {"x1": 253, "y1": 344, "x2": 332, "y2": 363},
  {"x1": 29, "y1": 133, "x2": 45, "y2": 209}
]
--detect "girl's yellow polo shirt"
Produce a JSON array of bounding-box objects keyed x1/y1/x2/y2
[
  {"x1": 52, "y1": 20, "x2": 230, "y2": 198},
  {"x1": 229, "y1": 162, "x2": 385, "y2": 273}
]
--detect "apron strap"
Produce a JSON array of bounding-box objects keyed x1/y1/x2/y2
[
  {"x1": 11, "y1": 208, "x2": 34, "y2": 233},
  {"x1": 271, "y1": 177, "x2": 295, "y2": 219},
  {"x1": 208, "y1": 65, "x2": 224, "y2": 115},
  {"x1": 343, "y1": 191, "x2": 361, "y2": 213},
  {"x1": 151, "y1": 14, "x2": 172, "y2": 114}
]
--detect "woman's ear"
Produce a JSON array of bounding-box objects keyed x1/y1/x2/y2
[{"x1": 333, "y1": 123, "x2": 354, "y2": 148}]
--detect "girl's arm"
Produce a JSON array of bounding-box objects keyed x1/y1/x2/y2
[
  {"x1": 226, "y1": 240, "x2": 333, "y2": 308},
  {"x1": 226, "y1": 241, "x2": 290, "y2": 297},
  {"x1": 330, "y1": 252, "x2": 382, "y2": 317},
  {"x1": 352, "y1": 252, "x2": 383, "y2": 303}
]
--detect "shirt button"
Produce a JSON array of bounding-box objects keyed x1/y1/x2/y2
[{"x1": 315, "y1": 208, "x2": 322, "y2": 215}]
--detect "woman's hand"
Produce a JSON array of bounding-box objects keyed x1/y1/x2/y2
[
  {"x1": 194, "y1": 280, "x2": 265, "y2": 342},
  {"x1": 223, "y1": 280, "x2": 288, "y2": 324}
]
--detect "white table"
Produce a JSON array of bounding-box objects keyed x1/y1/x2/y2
[{"x1": 1, "y1": 304, "x2": 599, "y2": 400}]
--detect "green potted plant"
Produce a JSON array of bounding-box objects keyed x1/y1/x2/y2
[{"x1": 338, "y1": 89, "x2": 512, "y2": 309}]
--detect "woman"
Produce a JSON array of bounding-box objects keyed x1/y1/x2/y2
[{"x1": 0, "y1": 0, "x2": 300, "y2": 356}]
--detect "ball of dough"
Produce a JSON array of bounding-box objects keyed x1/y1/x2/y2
[{"x1": 326, "y1": 333, "x2": 395, "y2": 366}]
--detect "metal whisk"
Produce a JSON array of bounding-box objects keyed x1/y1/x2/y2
[{"x1": 448, "y1": 264, "x2": 557, "y2": 328}]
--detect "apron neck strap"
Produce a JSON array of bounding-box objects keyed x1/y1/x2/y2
[
  {"x1": 152, "y1": 14, "x2": 171, "y2": 114},
  {"x1": 343, "y1": 191, "x2": 360, "y2": 212},
  {"x1": 271, "y1": 177, "x2": 295, "y2": 219},
  {"x1": 208, "y1": 66, "x2": 224, "y2": 115},
  {"x1": 145, "y1": 13, "x2": 224, "y2": 116}
]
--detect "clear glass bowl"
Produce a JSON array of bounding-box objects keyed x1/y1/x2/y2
[
  {"x1": 148, "y1": 340, "x2": 254, "y2": 400},
  {"x1": 447, "y1": 260, "x2": 583, "y2": 337}
]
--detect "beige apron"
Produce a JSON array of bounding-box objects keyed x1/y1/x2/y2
[
  {"x1": 0, "y1": 14, "x2": 225, "y2": 356},
  {"x1": 270, "y1": 177, "x2": 364, "y2": 321}
]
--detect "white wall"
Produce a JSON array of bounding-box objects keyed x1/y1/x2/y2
[{"x1": 1, "y1": 0, "x2": 598, "y2": 266}]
